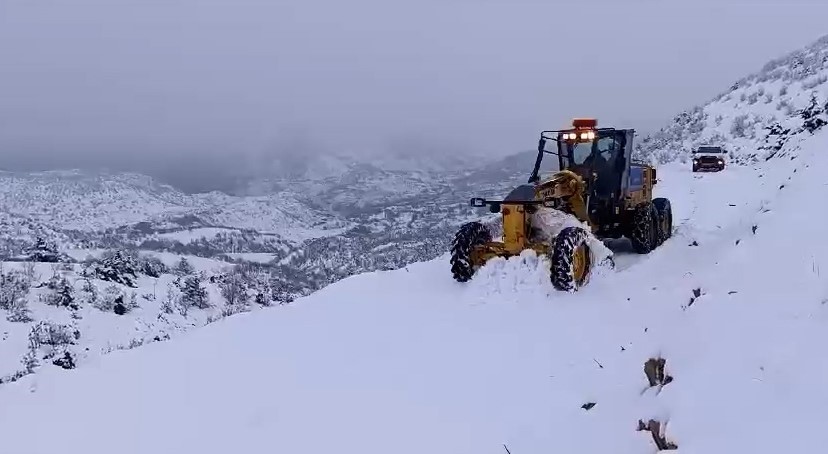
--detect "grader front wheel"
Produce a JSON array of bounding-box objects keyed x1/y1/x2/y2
[
  {"x1": 450, "y1": 221, "x2": 493, "y2": 282},
  {"x1": 550, "y1": 226, "x2": 593, "y2": 291}
]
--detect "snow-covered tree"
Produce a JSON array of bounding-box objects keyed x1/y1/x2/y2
[
  {"x1": 180, "y1": 275, "x2": 209, "y2": 309},
  {"x1": 174, "y1": 257, "x2": 196, "y2": 276},
  {"x1": 25, "y1": 236, "x2": 61, "y2": 263},
  {"x1": 139, "y1": 254, "x2": 168, "y2": 278},
  {"x1": 90, "y1": 250, "x2": 139, "y2": 287},
  {"x1": 800, "y1": 93, "x2": 828, "y2": 133}
]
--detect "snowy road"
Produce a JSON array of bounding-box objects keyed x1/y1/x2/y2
[{"x1": 1, "y1": 132, "x2": 827, "y2": 454}]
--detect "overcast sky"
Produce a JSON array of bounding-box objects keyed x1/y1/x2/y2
[{"x1": 1, "y1": 0, "x2": 827, "y2": 186}]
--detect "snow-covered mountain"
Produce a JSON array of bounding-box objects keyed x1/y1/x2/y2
[
  {"x1": 2, "y1": 121, "x2": 827, "y2": 452},
  {"x1": 0, "y1": 170, "x2": 350, "y2": 238},
  {"x1": 0, "y1": 157, "x2": 524, "y2": 280},
  {"x1": 636, "y1": 34, "x2": 828, "y2": 164}
]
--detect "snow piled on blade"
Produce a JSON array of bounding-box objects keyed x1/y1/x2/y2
[
  {"x1": 465, "y1": 250, "x2": 559, "y2": 301},
  {"x1": 531, "y1": 206, "x2": 614, "y2": 264}
]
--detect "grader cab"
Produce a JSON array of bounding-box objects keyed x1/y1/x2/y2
[{"x1": 450, "y1": 118, "x2": 673, "y2": 291}]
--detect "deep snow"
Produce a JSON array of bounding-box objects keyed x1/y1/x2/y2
[{"x1": 1, "y1": 129, "x2": 827, "y2": 453}]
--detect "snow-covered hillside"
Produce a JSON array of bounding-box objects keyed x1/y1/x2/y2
[
  {"x1": 0, "y1": 249, "x2": 292, "y2": 383},
  {"x1": 2, "y1": 118, "x2": 826, "y2": 452},
  {"x1": 637, "y1": 34, "x2": 828, "y2": 164},
  {"x1": 0, "y1": 170, "x2": 349, "y2": 239}
]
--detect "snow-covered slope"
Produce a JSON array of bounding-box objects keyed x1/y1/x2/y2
[
  {"x1": 637, "y1": 34, "x2": 828, "y2": 164},
  {"x1": 2, "y1": 119, "x2": 826, "y2": 452},
  {"x1": 0, "y1": 250, "x2": 291, "y2": 383}
]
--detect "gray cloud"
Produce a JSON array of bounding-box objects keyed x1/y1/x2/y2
[{"x1": 1, "y1": 0, "x2": 827, "y2": 189}]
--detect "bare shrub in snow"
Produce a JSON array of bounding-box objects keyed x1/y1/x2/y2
[
  {"x1": 747, "y1": 92, "x2": 759, "y2": 105},
  {"x1": 29, "y1": 320, "x2": 80, "y2": 349},
  {"x1": 803, "y1": 74, "x2": 828, "y2": 90},
  {"x1": 764, "y1": 93, "x2": 773, "y2": 104},
  {"x1": 0, "y1": 267, "x2": 31, "y2": 311},
  {"x1": 6, "y1": 297, "x2": 33, "y2": 323},
  {"x1": 779, "y1": 85, "x2": 788, "y2": 96},
  {"x1": 21, "y1": 349, "x2": 39, "y2": 374},
  {"x1": 42, "y1": 276, "x2": 78, "y2": 310},
  {"x1": 761, "y1": 122, "x2": 794, "y2": 155},
  {"x1": 27, "y1": 320, "x2": 80, "y2": 370},
  {"x1": 0, "y1": 349, "x2": 41, "y2": 384},
  {"x1": 22, "y1": 261, "x2": 39, "y2": 282},
  {"x1": 219, "y1": 271, "x2": 250, "y2": 314},
  {"x1": 161, "y1": 282, "x2": 179, "y2": 315},
  {"x1": 269, "y1": 277, "x2": 294, "y2": 305},
  {"x1": 730, "y1": 114, "x2": 750, "y2": 137},
  {"x1": 254, "y1": 292, "x2": 270, "y2": 307},
  {"x1": 77, "y1": 278, "x2": 98, "y2": 307},
  {"x1": 94, "y1": 284, "x2": 138, "y2": 315}
]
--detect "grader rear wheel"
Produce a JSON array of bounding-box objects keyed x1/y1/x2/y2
[
  {"x1": 630, "y1": 201, "x2": 658, "y2": 254},
  {"x1": 653, "y1": 197, "x2": 673, "y2": 246},
  {"x1": 550, "y1": 226, "x2": 593, "y2": 291}
]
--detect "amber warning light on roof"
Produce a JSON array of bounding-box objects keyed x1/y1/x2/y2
[{"x1": 572, "y1": 118, "x2": 598, "y2": 129}]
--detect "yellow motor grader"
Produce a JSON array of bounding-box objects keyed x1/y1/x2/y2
[{"x1": 450, "y1": 118, "x2": 673, "y2": 291}]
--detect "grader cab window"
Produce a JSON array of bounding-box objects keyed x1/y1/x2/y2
[
  {"x1": 557, "y1": 132, "x2": 625, "y2": 200},
  {"x1": 587, "y1": 136, "x2": 618, "y2": 173},
  {"x1": 558, "y1": 132, "x2": 618, "y2": 171},
  {"x1": 567, "y1": 141, "x2": 594, "y2": 166}
]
